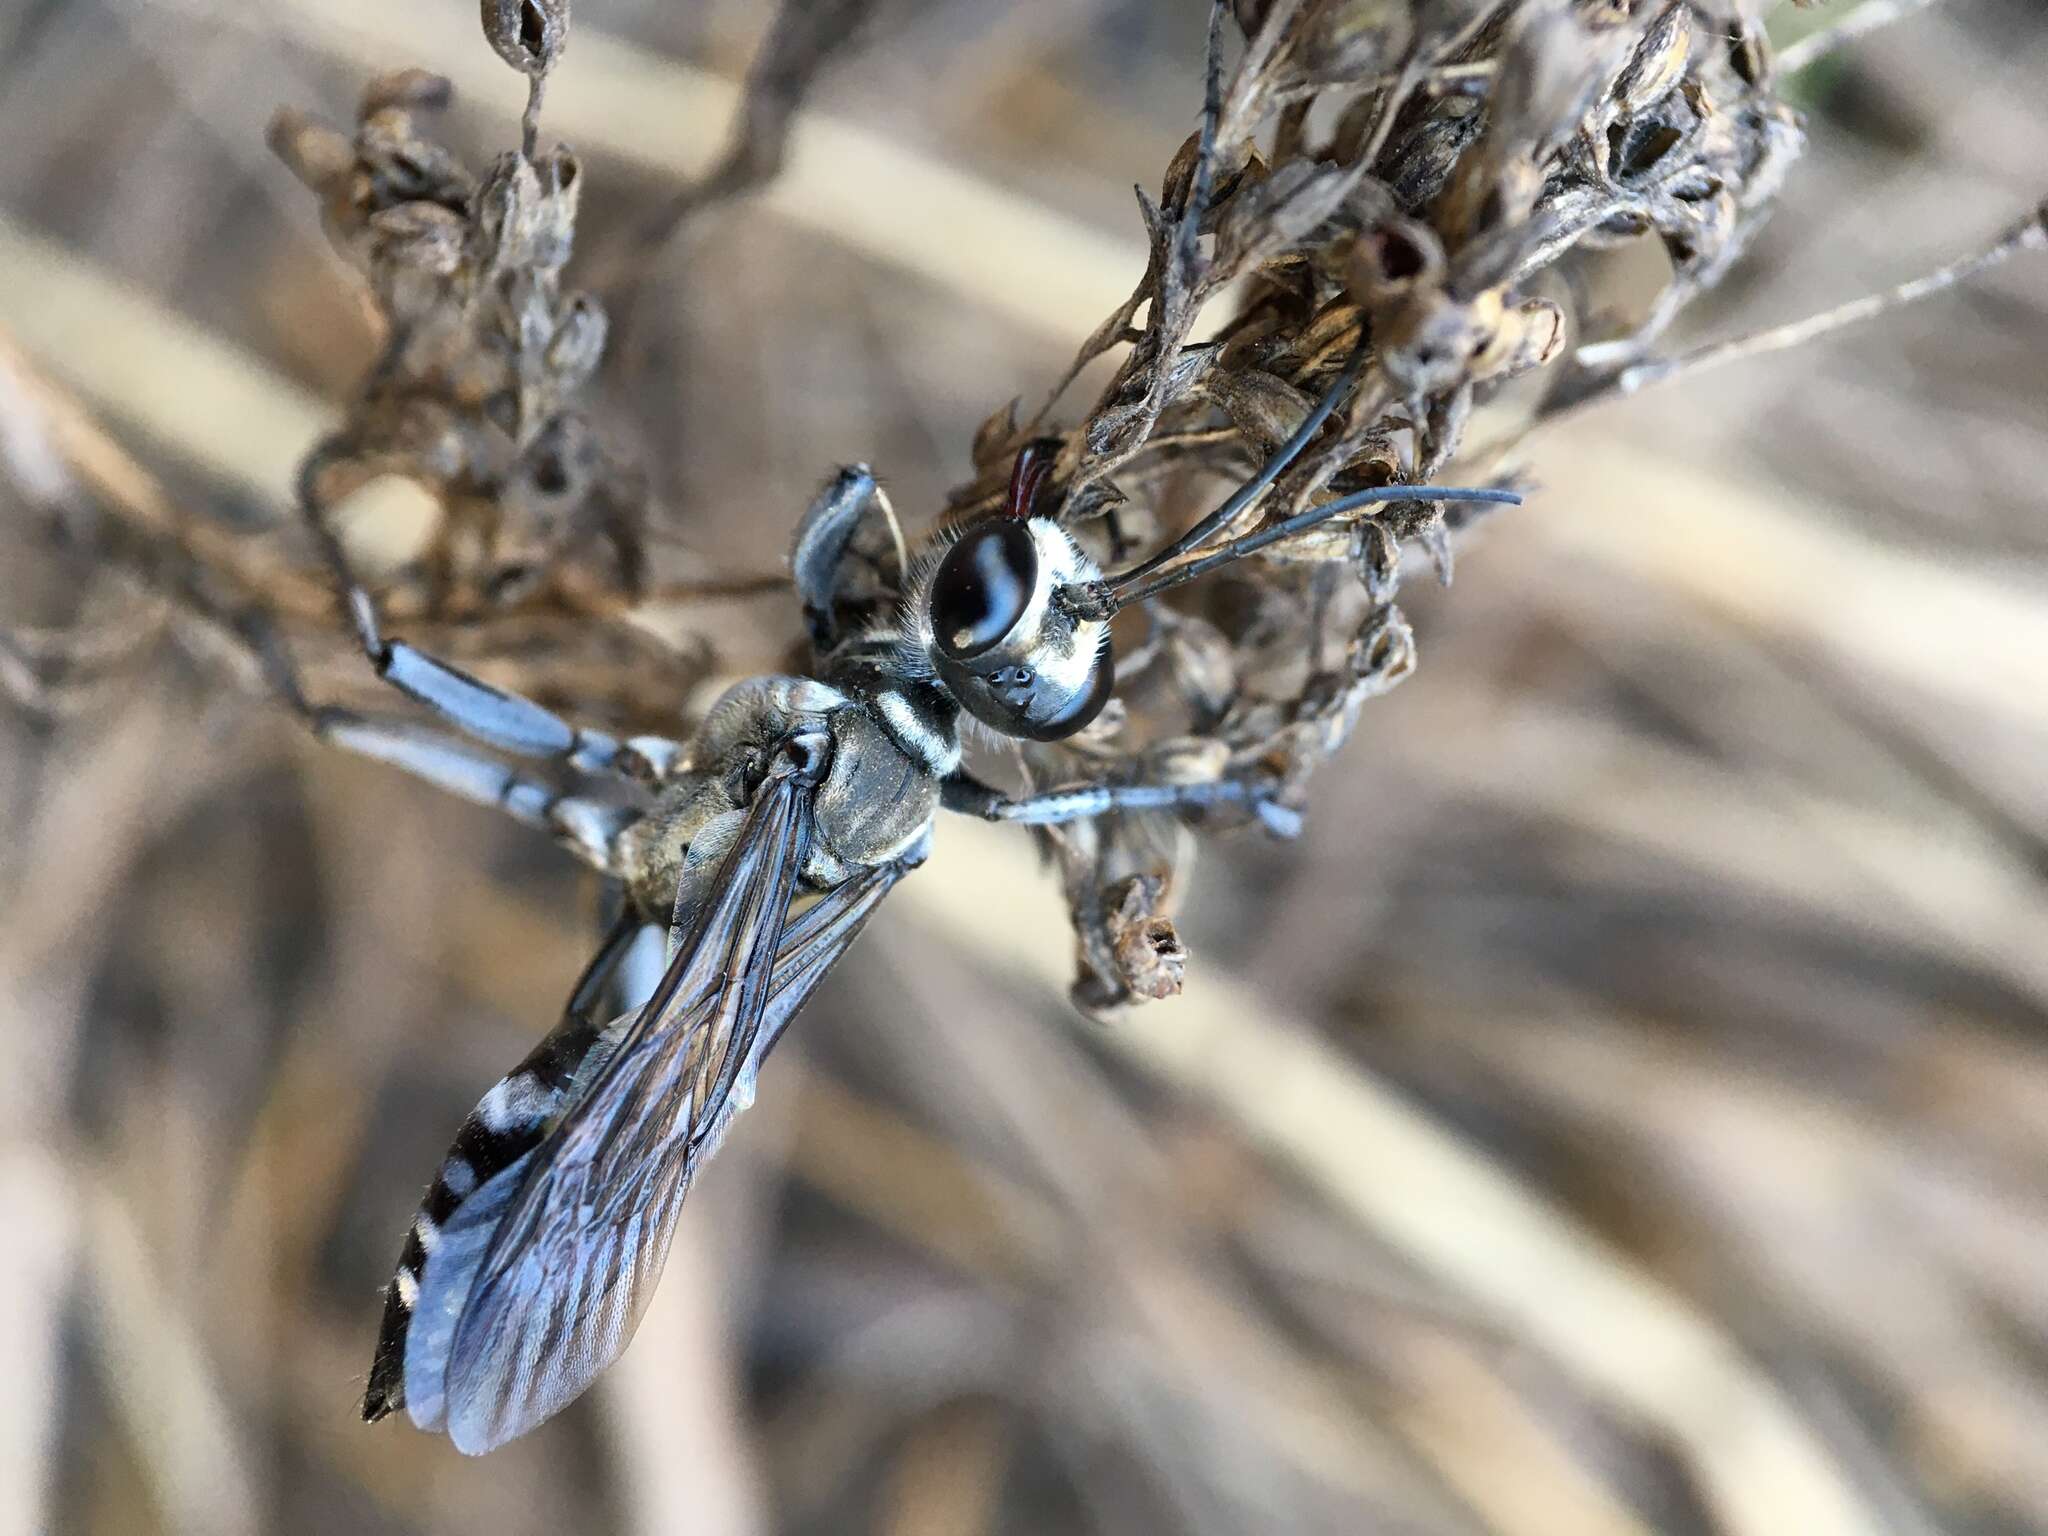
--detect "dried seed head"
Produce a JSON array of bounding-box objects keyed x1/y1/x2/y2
[
  {"x1": 265, "y1": 0, "x2": 1839, "y2": 1016},
  {"x1": 1103, "y1": 875, "x2": 1187, "y2": 1003},
  {"x1": 1347, "y1": 216, "x2": 1447, "y2": 313},
  {"x1": 1614, "y1": 2, "x2": 1694, "y2": 120},
  {"x1": 480, "y1": 0, "x2": 569, "y2": 78},
  {"x1": 1469, "y1": 297, "x2": 1567, "y2": 384},
  {"x1": 1377, "y1": 285, "x2": 1507, "y2": 396},
  {"x1": 476, "y1": 150, "x2": 579, "y2": 274}
]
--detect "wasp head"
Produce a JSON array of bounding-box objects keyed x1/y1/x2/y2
[{"x1": 921, "y1": 513, "x2": 1113, "y2": 742}]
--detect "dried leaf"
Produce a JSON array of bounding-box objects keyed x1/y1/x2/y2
[
  {"x1": 971, "y1": 398, "x2": 1020, "y2": 473},
  {"x1": 1198, "y1": 368, "x2": 1314, "y2": 450}
]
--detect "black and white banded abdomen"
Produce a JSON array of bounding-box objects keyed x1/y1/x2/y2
[{"x1": 362, "y1": 974, "x2": 645, "y2": 1425}]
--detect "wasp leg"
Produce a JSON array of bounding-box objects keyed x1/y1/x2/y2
[
  {"x1": 789, "y1": 464, "x2": 907, "y2": 656},
  {"x1": 333, "y1": 583, "x2": 668, "y2": 777},
  {"x1": 319, "y1": 713, "x2": 639, "y2": 871},
  {"x1": 944, "y1": 771, "x2": 1302, "y2": 838},
  {"x1": 365, "y1": 621, "x2": 686, "y2": 785},
  {"x1": 244, "y1": 611, "x2": 639, "y2": 871},
  {"x1": 297, "y1": 451, "x2": 680, "y2": 782}
]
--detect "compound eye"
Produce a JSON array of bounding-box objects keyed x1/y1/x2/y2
[
  {"x1": 1011, "y1": 642, "x2": 1115, "y2": 742},
  {"x1": 931, "y1": 521, "x2": 1038, "y2": 659}
]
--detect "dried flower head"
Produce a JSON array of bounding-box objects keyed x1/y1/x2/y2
[
  {"x1": 269, "y1": 69, "x2": 645, "y2": 616},
  {"x1": 480, "y1": 0, "x2": 570, "y2": 79}
]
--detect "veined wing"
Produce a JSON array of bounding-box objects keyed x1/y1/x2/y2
[
  {"x1": 373, "y1": 737, "x2": 909, "y2": 1453},
  {"x1": 362, "y1": 915, "x2": 641, "y2": 1427}
]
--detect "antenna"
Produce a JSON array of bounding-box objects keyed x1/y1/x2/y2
[
  {"x1": 1103, "y1": 341, "x2": 1372, "y2": 594},
  {"x1": 1072, "y1": 484, "x2": 1521, "y2": 617},
  {"x1": 1054, "y1": 340, "x2": 1522, "y2": 621}
]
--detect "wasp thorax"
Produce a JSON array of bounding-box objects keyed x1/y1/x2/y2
[{"x1": 925, "y1": 517, "x2": 1114, "y2": 743}]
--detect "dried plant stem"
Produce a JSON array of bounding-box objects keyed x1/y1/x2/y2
[
  {"x1": 236, "y1": 0, "x2": 1143, "y2": 342},
  {"x1": 590, "y1": 0, "x2": 880, "y2": 292},
  {"x1": 520, "y1": 71, "x2": 546, "y2": 158},
  {"x1": 1777, "y1": 0, "x2": 1949, "y2": 75},
  {"x1": 0, "y1": 325, "x2": 334, "y2": 625},
  {"x1": 1616, "y1": 200, "x2": 2048, "y2": 395}
]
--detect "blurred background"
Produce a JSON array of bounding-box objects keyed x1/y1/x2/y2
[{"x1": 4, "y1": 1, "x2": 2048, "y2": 1533}]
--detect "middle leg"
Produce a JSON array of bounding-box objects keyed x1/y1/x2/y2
[{"x1": 942, "y1": 769, "x2": 1302, "y2": 838}]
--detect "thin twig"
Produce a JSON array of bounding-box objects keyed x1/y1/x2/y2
[
  {"x1": 1777, "y1": 0, "x2": 1948, "y2": 76},
  {"x1": 0, "y1": 329, "x2": 335, "y2": 624},
  {"x1": 520, "y1": 70, "x2": 545, "y2": 158},
  {"x1": 1616, "y1": 200, "x2": 2048, "y2": 396},
  {"x1": 587, "y1": 0, "x2": 880, "y2": 293}
]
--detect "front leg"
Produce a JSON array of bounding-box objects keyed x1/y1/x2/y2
[
  {"x1": 942, "y1": 769, "x2": 1302, "y2": 838},
  {"x1": 789, "y1": 465, "x2": 907, "y2": 656}
]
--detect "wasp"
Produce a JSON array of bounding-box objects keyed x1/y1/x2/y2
[{"x1": 317, "y1": 353, "x2": 1517, "y2": 1453}]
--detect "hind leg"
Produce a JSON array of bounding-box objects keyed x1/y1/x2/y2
[{"x1": 245, "y1": 610, "x2": 640, "y2": 872}]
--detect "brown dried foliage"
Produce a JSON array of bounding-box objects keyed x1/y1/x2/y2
[{"x1": 945, "y1": 0, "x2": 1804, "y2": 1007}]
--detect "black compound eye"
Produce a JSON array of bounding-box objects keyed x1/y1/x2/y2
[
  {"x1": 931, "y1": 521, "x2": 1038, "y2": 659},
  {"x1": 1011, "y1": 642, "x2": 1115, "y2": 742}
]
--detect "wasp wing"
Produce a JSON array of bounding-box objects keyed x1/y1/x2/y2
[
  {"x1": 362, "y1": 916, "x2": 643, "y2": 1425},
  {"x1": 380, "y1": 764, "x2": 907, "y2": 1453}
]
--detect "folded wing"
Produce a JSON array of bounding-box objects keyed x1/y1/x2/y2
[{"x1": 368, "y1": 742, "x2": 908, "y2": 1453}]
